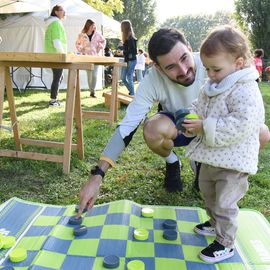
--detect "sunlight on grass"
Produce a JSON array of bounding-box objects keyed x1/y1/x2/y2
[{"x1": 0, "y1": 82, "x2": 270, "y2": 222}]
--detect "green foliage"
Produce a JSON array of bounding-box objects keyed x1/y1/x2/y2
[
  {"x1": 235, "y1": 0, "x2": 270, "y2": 58},
  {"x1": 161, "y1": 12, "x2": 233, "y2": 51},
  {"x1": 84, "y1": 0, "x2": 124, "y2": 17},
  {"x1": 0, "y1": 83, "x2": 270, "y2": 222},
  {"x1": 138, "y1": 24, "x2": 158, "y2": 52},
  {"x1": 113, "y1": 0, "x2": 156, "y2": 40}
]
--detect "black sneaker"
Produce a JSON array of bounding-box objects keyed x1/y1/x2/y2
[
  {"x1": 90, "y1": 93, "x2": 97, "y2": 98},
  {"x1": 49, "y1": 100, "x2": 61, "y2": 106},
  {"x1": 199, "y1": 240, "x2": 234, "y2": 263},
  {"x1": 194, "y1": 221, "x2": 216, "y2": 236},
  {"x1": 164, "y1": 161, "x2": 183, "y2": 192},
  {"x1": 190, "y1": 160, "x2": 201, "y2": 191}
]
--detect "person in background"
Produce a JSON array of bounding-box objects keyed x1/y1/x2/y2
[
  {"x1": 183, "y1": 25, "x2": 265, "y2": 263},
  {"x1": 254, "y1": 48, "x2": 264, "y2": 82},
  {"x1": 114, "y1": 41, "x2": 124, "y2": 57},
  {"x1": 143, "y1": 51, "x2": 151, "y2": 76},
  {"x1": 104, "y1": 47, "x2": 113, "y2": 86},
  {"x1": 44, "y1": 5, "x2": 67, "y2": 106},
  {"x1": 135, "y1": 49, "x2": 146, "y2": 82},
  {"x1": 104, "y1": 47, "x2": 113, "y2": 57},
  {"x1": 114, "y1": 41, "x2": 126, "y2": 86},
  {"x1": 121, "y1": 20, "x2": 137, "y2": 96},
  {"x1": 76, "y1": 19, "x2": 106, "y2": 98}
]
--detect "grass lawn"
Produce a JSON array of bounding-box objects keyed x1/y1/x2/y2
[{"x1": 0, "y1": 82, "x2": 270, "y2": 221}]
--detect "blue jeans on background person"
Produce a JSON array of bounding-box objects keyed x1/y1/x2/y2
[
  {"x1": 121, "y1": 59, "x2": 137, "y2": 96},
  {"x1": 120, "y1": 66, "x2": 127, "y2": 83},
  {"x1": 136, "y1": 69, "x2": 143, "y2": 82}
]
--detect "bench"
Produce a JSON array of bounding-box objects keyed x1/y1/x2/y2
[{"x1": 103, "y1": 90, "x2": 133, "y2": 108}]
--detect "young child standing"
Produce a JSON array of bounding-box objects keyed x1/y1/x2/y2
[
  {"x1": 182, "y1": 25, "x2": 265, "y2": 263},
  {"x1": 254, "y1": 48, "x2": 264, "y2": 82}
]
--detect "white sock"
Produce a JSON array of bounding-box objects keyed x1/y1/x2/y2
[{"x1": 165, "y1": 151, "x2": 179, "y2": 164}]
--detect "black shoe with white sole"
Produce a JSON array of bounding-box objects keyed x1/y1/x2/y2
[
  {"x1": 194, "y1": 221, "x2": 216, "y2": 236},
  {"x1": 199, "y1": 240, "x2": 234, "y2": 263}
]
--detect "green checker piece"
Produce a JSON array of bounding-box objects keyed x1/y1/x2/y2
[
  {"x1": 133, "y1": 228, "x2": 149, "y2": 241},
  {"x1": 127, "y1": 260, "x2": 145, "y2": 270},
  {"x1": 186, "y1": 113, "x2": 199, "y2": 120},
  {"x1": 2, "y1": 236, "x2": 16, "y2": 249},
  {"x1": 141, "y1": 208, "x2": 154, "y2": 218},
  {"x1": 9, "y1": 248, "x2": 27, "y2": 262}
]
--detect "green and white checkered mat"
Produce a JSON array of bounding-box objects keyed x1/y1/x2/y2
[{"x1": 0, "y1": 197, "x2": 270, "y2": 269}]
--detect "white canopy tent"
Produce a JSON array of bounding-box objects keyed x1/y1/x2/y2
[
  {"x1": 0, "y1": 0, "x2": 50, "y2": 14},
  {"x1": 0, "y1": 0, "x2": 121, "y2": 89}
]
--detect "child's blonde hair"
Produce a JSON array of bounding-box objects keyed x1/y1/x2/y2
[{"x1": 200, "y1": 25, "x2": 252, "y2": 66}]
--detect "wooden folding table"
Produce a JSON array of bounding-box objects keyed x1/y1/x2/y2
[{"x1": 0, "y1": 52, "x2": 122, "y2": 173}]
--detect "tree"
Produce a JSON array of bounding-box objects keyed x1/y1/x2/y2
[
  {"x1": 0, "y1": 1, "x2": 124, "y2": 20},
  {"x1": 161, "y1": 12, "x2": 233, "y2": 51},
  {"x1": 84, "y1": 0, "x2": 124, "y2": 17},
  {"x1": 113, "y1": 0, "x2": 156, "y2": 41},
  {"x1": 235, "y1": 0, "x2": 270, "y2": 58}
]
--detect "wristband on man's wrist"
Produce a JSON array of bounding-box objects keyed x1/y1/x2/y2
[{"x1": 90, "y1": 166, "x2": 105, "y2": 179}]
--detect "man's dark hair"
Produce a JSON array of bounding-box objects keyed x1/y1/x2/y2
[{"x1": 148, "y1": 28, "x2": 188, "y2": 64}]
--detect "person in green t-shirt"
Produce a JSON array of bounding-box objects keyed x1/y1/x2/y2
[{"x1": 44, "y1": 5, "x2": 67, "y2": 106}]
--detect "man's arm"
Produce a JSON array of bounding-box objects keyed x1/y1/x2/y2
[
  {"x1": 78, "y1": 75, "x2": 156, "y2": 213},
  {"x1": 78, "y1": 159, "x2": 111, "y2": 215}
]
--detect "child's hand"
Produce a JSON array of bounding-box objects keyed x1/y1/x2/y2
[{"x1": 182, "y1": 119, "x2": 203, "y2": 136}]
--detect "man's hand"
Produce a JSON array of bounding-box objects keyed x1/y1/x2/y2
[
  {"x1": 77, "y1": 176, "x2": 102, "y2": 216},
  {"x1": 77, "y1": 160, "x2": 111, "y2": 217}
]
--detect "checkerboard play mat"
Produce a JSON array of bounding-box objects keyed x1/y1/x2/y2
[{"x1": 0, "y1": 197, "x2": 270, "y2": 269}]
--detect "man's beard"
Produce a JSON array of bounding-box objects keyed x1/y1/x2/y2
[{"x1": 174, "y1": 68, "x2": 195, "y2": 86}]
